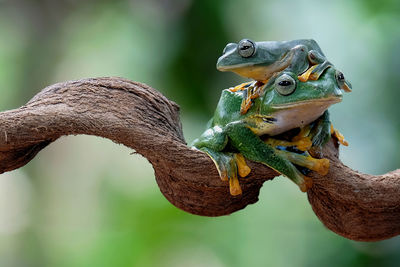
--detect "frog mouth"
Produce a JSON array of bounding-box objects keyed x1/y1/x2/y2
[{"x1": 271, "y1": 96, "x2": 342, "y2": 109}]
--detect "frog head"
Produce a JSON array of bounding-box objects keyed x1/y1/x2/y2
[
  {"x1": 257, "y1": 67, "x2": 351, "y2": 135},
  {"x1": 217, "y1": 39, "x2": 307, "y2": 81}
]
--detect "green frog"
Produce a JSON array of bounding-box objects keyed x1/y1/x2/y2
[
  {"x1": 217, "y1": 38, "x2": 332, "y2": 83},
  {"x1": 192, "y1": 66, "x2": 351, "y2": 195}
]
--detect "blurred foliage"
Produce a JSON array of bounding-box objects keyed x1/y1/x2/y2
[{"x1": 0, "y1": 0, "x2": 400, "y2": 266}]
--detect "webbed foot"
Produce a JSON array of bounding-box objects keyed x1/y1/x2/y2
[
  {"x1": 331, "y1": 124, "x2": 348, "y2": 146},
  {"x1": 234, "y1": 153, "x2": 251, "y2": 177},
  {"x1": 298, "y1": 65, "x2": 318, "y2": 82},
  {"x1": 240, "y1": 81, "x2": 265, "y2": 115},
  {"x1": 310, "y1": 61, "x2": 332, "y2": 80},
  {"x1": 298, "y1": 61, "x2": 332, "y2": 82},
  {"x1": 228, "y1": 82, "x2": 253, "y2": 93},
  {"x1": 300, "y1": 176, "x2": 313, "y2": 192},
  {"x1": 275, "y1": 150, "x2": 330, "y2": 176},
  {"x1": 199, "y1": 147, "x2": 244, "y2": 196}
]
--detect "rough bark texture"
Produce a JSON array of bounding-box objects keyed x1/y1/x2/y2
[{"x1": 0, "y1": 77, "x2": 399, "y2": 242}]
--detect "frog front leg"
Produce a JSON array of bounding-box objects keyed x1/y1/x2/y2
[
  {"x1": 308, "y1": 110, "x2": 331, "y2": 148},
  {"x1": 191, "y1": 126, "x2": 250, "y2": 195},
  {"x1": 225, "y1": 122, "x2": 312, "y2": 192},
  {"x1": 305, "y1": 111, "x2": 348, "y2": 147}
]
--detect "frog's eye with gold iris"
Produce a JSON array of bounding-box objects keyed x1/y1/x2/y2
[
  {"x1": 237, "y1": 39, "x2": 256, "y2": 58},
  {"x1": 275, "y1": 74, "x2": 296, "y2": 96}
]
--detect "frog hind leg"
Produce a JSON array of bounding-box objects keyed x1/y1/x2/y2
[
  {"x1": 307, "y1": 50, "x2": 332, "y2": 80},
  {"x1": 275, "y1": 150, "x2": 330, "y2": 176},
  {"x1": 284, "y1": 45, "x2": 310, "y2": 77},
  {"x1": 225, "y1": 123, "x2": 312, "y2": 192}
]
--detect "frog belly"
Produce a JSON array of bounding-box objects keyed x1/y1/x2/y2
[{"x1": 252, "y1": 98, "x2": 341, "y2": 136}]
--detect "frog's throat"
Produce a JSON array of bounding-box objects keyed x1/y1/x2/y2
[
  {"x1": 253, "y1": 97, "x2": 341, "y2": 136},
  {"x1": 217, "y1": 54, "x2": 294, "y2": 81}
]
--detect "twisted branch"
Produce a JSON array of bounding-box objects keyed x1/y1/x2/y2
[{"x1": 0, "y1": 77, "x2": 399, "y2": 241}]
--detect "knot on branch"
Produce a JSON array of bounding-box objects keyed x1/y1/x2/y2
[{"x1": 0, "y1": 77, "x2": 399, "y2": 241}]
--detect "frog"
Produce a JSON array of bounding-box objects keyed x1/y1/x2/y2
[
  {"x1": 216, "y1": 39, "x2": 352, "y2": 115},
  {"x1": 192, "y1": 66, "x2": 352, "y2": 196}
]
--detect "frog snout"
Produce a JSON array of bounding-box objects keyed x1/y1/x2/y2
[
  {"x1": 222, "y1": 43, "x2": 237, "y2": 55},
  {"x1": 217, "y1": 43, "x2": 238, "y2": 70}
]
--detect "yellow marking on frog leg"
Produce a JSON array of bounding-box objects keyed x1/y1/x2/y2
[
  {"x1": 330, "y1": 124, "x2": 349, "y2": 146},
  {"x1": 264, "y1": 137, "x2": 312, "y2": 152},
  {"x1": 293, "y1": 125, "x2": 311, "y2": 141},
  {"x1": 275, "y1": 150, "x2": 330, "y2": 176},
  {"x1": 298, "y1": 65, "x2": 318, "y2": 82},
  {"x1": 229, "y1": 175, "x2": 242, "y2": 196},
  {"x1": 234, "y1": 153, "x2": 251, "y2": 177}
]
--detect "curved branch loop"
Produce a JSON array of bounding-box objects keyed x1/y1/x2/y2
[{"x1": 0, "y1": 77, "x2": 399, "y2": 241}]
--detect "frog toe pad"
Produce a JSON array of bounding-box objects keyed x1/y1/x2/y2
[
  {"x1": 299, "y1": 176, "x2": 313, "y2": 192},
  {"x1": 314, "y1": 158, "x2": 330, "y2": 176}
]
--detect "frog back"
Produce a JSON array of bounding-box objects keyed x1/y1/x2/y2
[
  {"x1": 257, "y1": 39, "x2": 325, "y2": 60},
  {"x1": 212, "y1": 89, "x2": 251, "y2": 127}
]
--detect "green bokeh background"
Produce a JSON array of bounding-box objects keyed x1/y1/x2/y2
[{"x1": 0, "y1": 0, "x2": 400, "y2": 266}]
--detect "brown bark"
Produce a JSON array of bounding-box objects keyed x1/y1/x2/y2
[{"x1": 0, "y1": 77, "x2": 399, "y2": 242}]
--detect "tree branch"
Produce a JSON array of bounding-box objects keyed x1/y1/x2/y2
[{"x1": 0, "y1": 77, "x2": 399, "y2": 242}]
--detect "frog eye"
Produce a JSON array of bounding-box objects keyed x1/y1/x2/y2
[
  {"x1": 237, "y1": 39, "x2": 256, "y2": 58},
  {"x1": 335, "y1": 70, "x2": 352, "y2": 92},
  {"x1": 275, "y1": 74, "x2": 296, "y2": 95},
  {"x1": 335, "y1": 70, "x2": 345, "y2": 86}
]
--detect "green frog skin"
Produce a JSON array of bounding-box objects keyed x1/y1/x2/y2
[
  {"x1": 192, "y1": 67, "x2": 351, "y2": 195},
  {"x1": 217, "y1": 39, "x2": 334, "y2": 83}
]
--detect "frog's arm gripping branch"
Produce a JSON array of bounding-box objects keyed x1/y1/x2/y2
[{"x1": 0, "y1": 77, "x2": 399, "y2": 242}]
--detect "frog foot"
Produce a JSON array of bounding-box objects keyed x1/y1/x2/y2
[
  {"x1": 330, "y1": 124, "x2": 348, "y2": 146},
  {"x1": 240, "y1": 82, "x2": 265, "y2": 115},
  {"x1": 313, "y1": 158, "x2": 330, "y2": 175},
  {"x1": 234, "y1": 153, "x2": 251, "y2": 177},
  {"x1": 229, "y1": 175, "x2": 242, "y2": 196},
  {"x1": 199, "y1": 147, "x2": 243, "y2": 196},
  {"x1": 299, "y1": 176, "x2": 313, "y2": 192},
  {"x1": 298, "y1": 65, "x2": 318, "y2": 82},
  {"x1": 240, "y1": 97, "x2": 253, "y2": 115},
  {"x1": 275, "y1": 150, "x2": 330, "y2": 176},
  {"x1": 228, "y1": 82, "x2": 253, "y2": 92}
]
